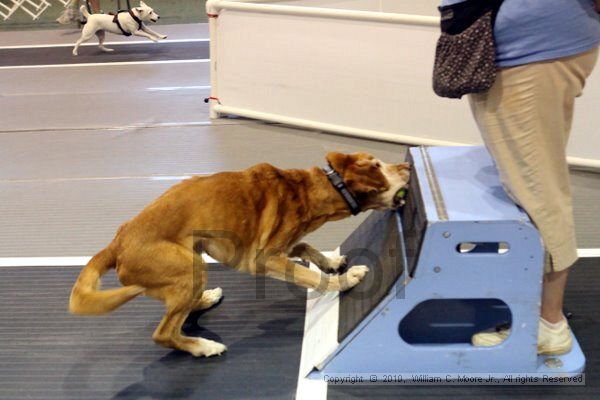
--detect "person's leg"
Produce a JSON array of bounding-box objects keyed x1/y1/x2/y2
[
  {"x1": 468, "y1": 47, "x2": 598, "y2": 353},
  {"x1": 57, "y1": 0, "x2": 80, "y2": 24},
  {"x1": 541, "y1": 268, "x2": 569, "y2": 323},
  {"x1": 89, "y1": 0, "x2": 100, "y2": 13}
]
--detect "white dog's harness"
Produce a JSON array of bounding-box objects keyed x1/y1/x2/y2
[{"x1": 112, "y1": 9, "x2": 142, "y2": 36}]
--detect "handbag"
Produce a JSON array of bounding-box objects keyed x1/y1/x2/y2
[{"x1": 432, "y1": 0, "x2": 504, "y2": 99}]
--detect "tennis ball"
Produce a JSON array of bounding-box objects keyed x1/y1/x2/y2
[{"x1": 395, "y1": 188, "x2": 407, "y2": 199}]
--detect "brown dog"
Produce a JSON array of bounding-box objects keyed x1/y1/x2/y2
[{"x1": 69, "y1": 152, "x2": 410, "y2": 356}]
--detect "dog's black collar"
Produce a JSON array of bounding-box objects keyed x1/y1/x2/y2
[
  {"x1": 322, "y1": 165, "x2": 361, "y2": 216},
  {"x1": 112, "y1": 9, "x2": 142, "y2": 36}
]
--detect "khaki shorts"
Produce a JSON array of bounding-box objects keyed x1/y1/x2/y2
[{"x1": 469, "y1": 47, "x2": 599, "y2": 273}]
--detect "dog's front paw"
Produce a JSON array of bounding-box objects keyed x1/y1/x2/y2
[
  {"x1": 72, "y1": 49, "x2": 78, "y2": 56},
  {"x1": 159, "y1": 35, "x2": 167, "y2": 39},
  {"x1": 340, "y1": 265, "x2": 369, "y2": 291},
  {"x1": 327, "y1": 255, "x2": 347, "y2": 272}
]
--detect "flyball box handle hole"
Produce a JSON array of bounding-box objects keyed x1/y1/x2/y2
[
  {"x1": 457, "y1": 242, "x2": 510, "y2": 254},
  {"x1": 399, "y1": 298, "x2": 512, "y2": 345}
]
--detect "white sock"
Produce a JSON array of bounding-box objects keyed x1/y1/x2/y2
[{"x1": 540, "y1": 316, "x2": 567, "y2": 330}]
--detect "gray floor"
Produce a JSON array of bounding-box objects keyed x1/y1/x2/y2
[
  {"x1": 571, "y1": 170, "x2": 600, "y2": 248},
  {"x1": 0, "y1": 123, "x2": 407, "y2": 256},
  {"x1": 0, "y1": 25, "x2": 413, "y2": 258}
]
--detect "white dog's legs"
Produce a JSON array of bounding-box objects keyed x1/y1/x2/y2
[
  {"x1": 132, "y1": 30, "x2": 159, "y2": 42},
  {"x1": 73, "y1": 25, "x2": 98, "y2": 56},
  {"x1": 141, "y1": 25, "x2": 167, "y2": 40},
  {"x1": 97, "y1": 30, "x2": 114, "y2": 53}
]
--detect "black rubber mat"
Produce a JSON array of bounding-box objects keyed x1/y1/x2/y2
[
  {"x1": 338, "y1": 210, "x2": 403, "y2": 343},
  {"x1": 337, "y1": 166, "x2": 426, "y2": 343},
  {"x1": 329, "y1": 257, "x2": 600, "y2": 399},
  {"x1": 0, "y1": 264, "x2": 304, "y2": 400},
  {"x1": 0, "y1": 41, "x2": 209, "y2": 67}
]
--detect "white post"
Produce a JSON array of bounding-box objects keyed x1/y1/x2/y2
[{"x1": 206, "y1": 0, "x2": 221, "y2": 119}]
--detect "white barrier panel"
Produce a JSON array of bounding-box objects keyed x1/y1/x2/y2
[{"x1": 207, "y1": 0, "x2": 600, "y2": 169}]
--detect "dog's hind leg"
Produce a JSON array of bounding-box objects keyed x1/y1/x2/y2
[
  {"x1": 153, "y1": 298, "x2": 227, "y2": 357},
  {"x1": 96, "y1": 30, "x2": 114, "y2": 53},
  {"x1": 73, "y1": 24, "x2": 97, "y2": 56},
  {"x1": 119, "y1": 241, "x2": 226, "y2": 357}
]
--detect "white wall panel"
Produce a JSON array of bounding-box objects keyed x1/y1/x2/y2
[{"x1": 210, "y1": 0, "x2": 600, "y2": 166}]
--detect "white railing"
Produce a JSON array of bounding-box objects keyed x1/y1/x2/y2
[
  {"x1": 0, "y1": 0, "x2": 52, "y2": 21},
  {"x1": 206, "y1": 0, "x2": 600, "y2": 170},
  {"x1": 0, "y1": 0, "x2": 23, "y2": 20},
  {"x1": 209, "y1": 0, "x2": 439, "y2": 25}
]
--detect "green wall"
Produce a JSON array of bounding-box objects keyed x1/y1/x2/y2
[{"x1": 0, "y1": 0, "x2": 208, "y2": 31}]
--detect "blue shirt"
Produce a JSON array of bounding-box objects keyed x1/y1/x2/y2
[{"x1": 440, "y1": 0, "x2": 600, "y2": 67}]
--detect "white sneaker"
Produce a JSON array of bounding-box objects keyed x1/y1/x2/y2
[
  {"x1": 471, "y1": 327, "x2": 510, "y2": 347},
  {"x1": 537, "y1": 317, "x2": 573, "y2": 355},
  {"x1": 471, "y1": 317, "x2": 573, "y2": 355}
]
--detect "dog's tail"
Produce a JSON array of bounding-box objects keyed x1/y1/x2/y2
[
  {"x1": 69, "y1": 243, "x2": 144, "y2": 315},
  {"x1": 80, "y1": 5, "x2": 90, "y2": 19}
]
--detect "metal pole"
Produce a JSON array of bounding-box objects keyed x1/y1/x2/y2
[{"x1": 206, "y1": 1, "x2": 220, "y2": 119}]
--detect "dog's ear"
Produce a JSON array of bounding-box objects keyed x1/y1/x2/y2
[
  {"x1": 346, "y1": 179, "x2": 379, "y2": 197},
  {"x1": 344, "y1": 153, "x2": 390, "y2": 197},
  {"x1": 140, "y1": 1, "x2": 147, "y2": 7},
  {"x1": 326, "y1": 152, "x2": 349, "y2": 174},
  {"x1": 136, "y1": 7, "x2": 144, "y2": 14}
]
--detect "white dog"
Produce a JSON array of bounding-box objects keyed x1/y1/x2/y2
[{"x1": 73, "y1": 1, "x2": 167, "y2": 56}]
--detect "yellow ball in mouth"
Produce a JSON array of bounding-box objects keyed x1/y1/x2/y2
[{"x1": 395, "y1": 188, "x2": 407, "y2": 200}]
